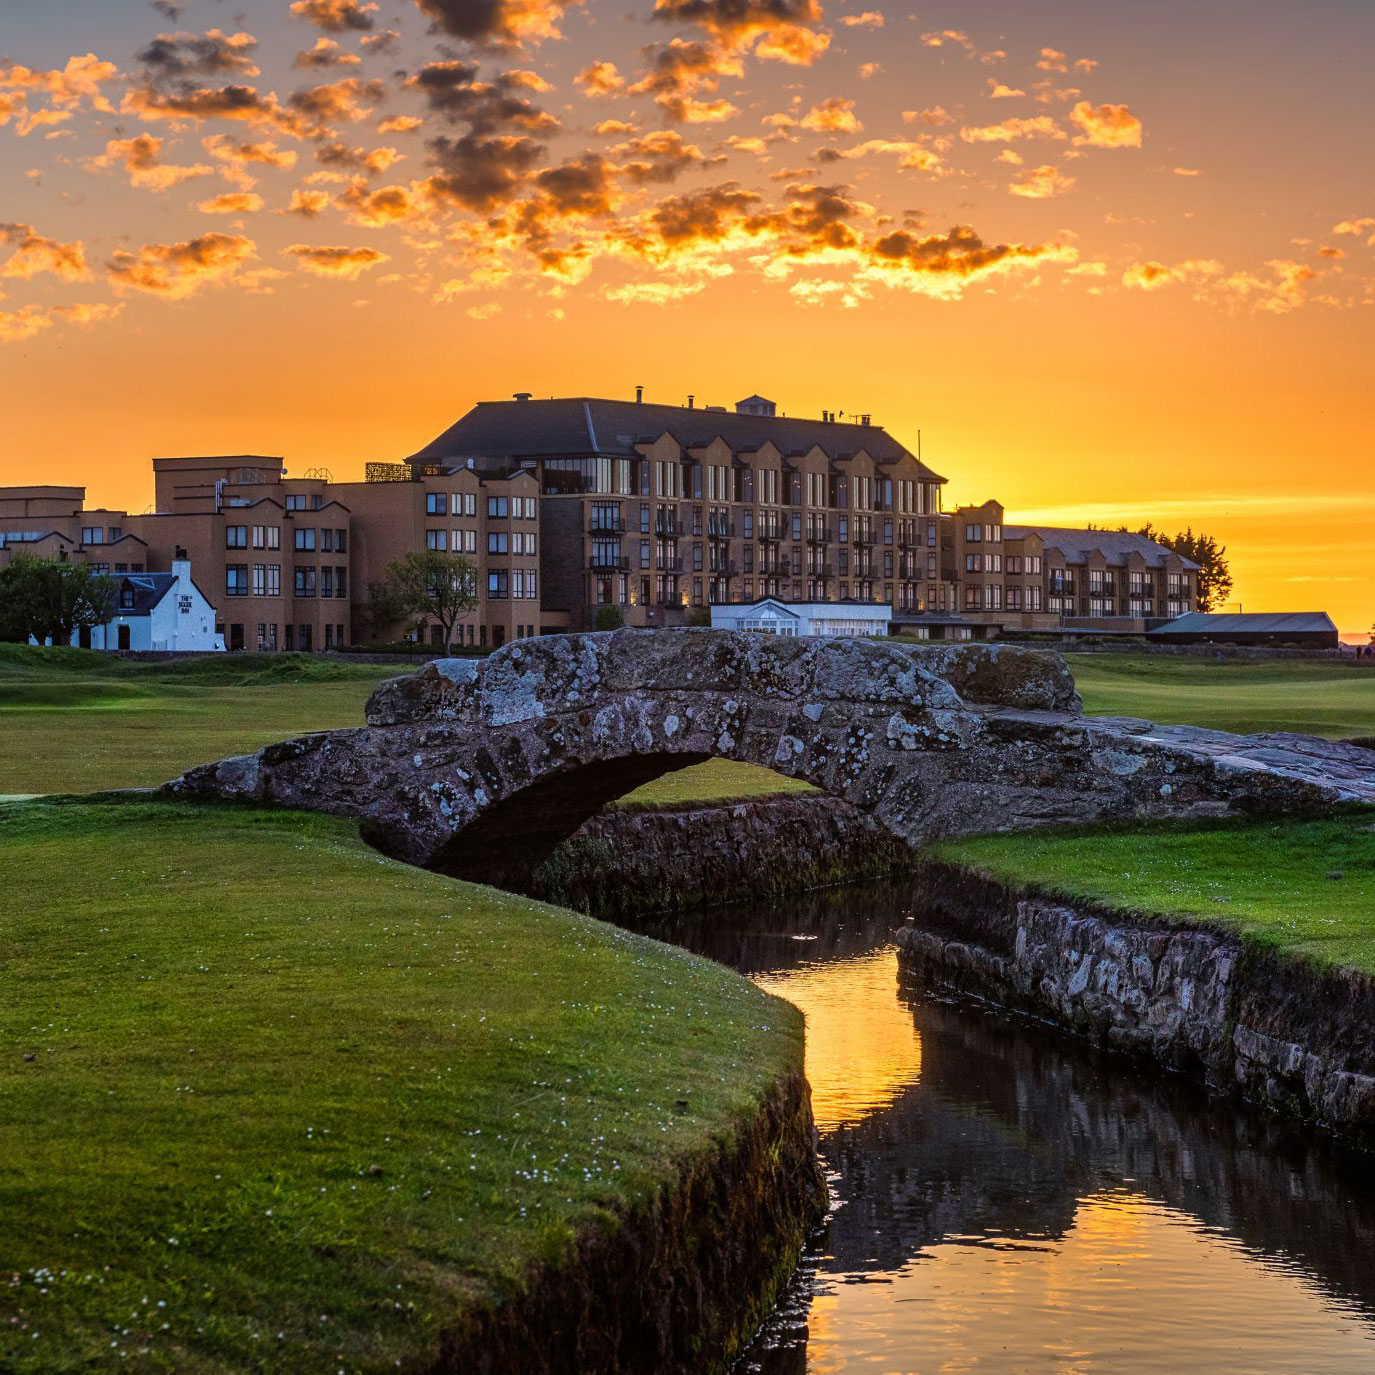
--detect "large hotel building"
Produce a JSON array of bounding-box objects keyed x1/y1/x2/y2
[{"x1": 0, "y1": 390, "x2": 1198, "y2": 647}]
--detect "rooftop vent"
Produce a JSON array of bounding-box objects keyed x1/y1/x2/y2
[
  {"x1": 513, "y1": 391, "x2": 532, "y2": 402},
  {"x1": 635, "y1": 385, "x2": 644, "y2": 404},
  {"x1": 735, "y1": 394, "x2": 776, "y2": 417}
]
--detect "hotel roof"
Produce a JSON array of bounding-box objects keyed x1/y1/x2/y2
[
  {"x1": 1004, "y1": 525, "x2": 1201, "y2": 570},
  {"x1": 408, "y1": 396, "x2": 946, "y2": 482}
]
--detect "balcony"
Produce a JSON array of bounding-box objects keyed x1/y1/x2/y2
[
  {"x1": 654, "y1": 516, "x2": 682, "y2": 537},
  {"x1": 656, "y1": 555, "x2": 685, "y2": 572},
  {"x1": 805, "y1": 526, "x2": 834, "y2": 544},
  {"x1": 588, "y1": 554, "x2": 629, "y2": 571},
  {"x1": 809, "y1": 565, "x2": 835, "y2": 579},
  {"x1": 757, "y1": 527, "x2": 784, "y2": 543},
  {"x1": 589, "y1": 516, "x2": 626, "y2": 534},
  {"x1": 757, "y1": 557, "x2": 789, "y2": 576},
  {"x1": 707, "y1": 520, "x2": 736, "y2": 540}
]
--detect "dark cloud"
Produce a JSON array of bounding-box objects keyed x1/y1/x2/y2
[
  {"x1": 421, "y1": 132, "x2": 546, "y2": 210},
  {"x1": 136, "y1": 28, "x2": 260, "y2": 80},
  {"x1": 412, "y1": 0, "x2": 584, "y2": 48},
  {"x1": 869, "y1": 223, "x2": 1031, "y2": 275},
  {"x1": 614, "y1": 130, "x2": 723, "y2": 185},
  {"x1": 150, "y1": 0, "x2": 183, "y2": 19},
  {"x1": 407, "y1": 61, "x2": 558, "y2": 135},
  {"x1": 649, "y1": 0, "x2": 828, "y2": 62},
  {"x1": 123, "y1": 82, "x2": 311, "y2": 138},
  {"x1": 288, "y1": 76, "x2": 386, "y2": 127},
  {"x1": 647, "y1": 182, "x2": 761, "y2": 245},
  {"x1": 289, "y1": 0, "x2": 379, "y2": 33}
]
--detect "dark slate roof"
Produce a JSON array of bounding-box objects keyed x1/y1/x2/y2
[
  {"x1": 115, "y1": 573, "x2": 177, "y2": 615},
  {"x1": 1148, "y1": 612, "x2": 1337, "y2": 637},
  {"x1": 407, "y1": 397, "x2": 945, "y2": 482},
  {"x1": 1003, "y1": 525, "x2": 1201, "y2": 571}
]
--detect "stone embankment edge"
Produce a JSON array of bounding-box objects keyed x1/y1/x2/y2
[
  {"x1": 530, "y1": 792, "x2": 904, "y2": 918},
  {"x1": 897, "y1": 861, "x2": 1375, "y2": 1148},
  {"x1": 437, "y1": 1070, "x2": 826, "y2": 1374}
]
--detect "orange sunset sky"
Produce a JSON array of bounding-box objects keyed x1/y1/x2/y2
[{"x1": 1, "y1": 0, "x2": 1371, "y2": 635}]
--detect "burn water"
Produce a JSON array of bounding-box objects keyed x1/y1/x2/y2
[{"x1": 625, "y1": 879, "x2": 1375, "y2": 1375}]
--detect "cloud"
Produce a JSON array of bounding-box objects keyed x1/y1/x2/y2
[
  {"x1": 90, "y1": 134, "x2": 215, "y2": 191},
  {"x1": 408, "y1": 60, "x2": 558, "y2": 133},
  {"x1": 575, "y1": 61, "x2": 626, "y2": 96},
  {"x1": 0, "y1": 53, "x2": 120, "y2": 110},
  {"x1": 294, "y1": 38, "x2": 362, "y2": 70},
  {"x1": 1008, "y1": 163, "x2": 1074, "y2": 199},
  {"x1": 1035, "y1": 47, "x2": 1067, "y2": 73},
  {"x1": 379, "y1": 114, "x2": 424, "y2": 133},
  {"x1": 902, "y1": 105, "x2": 952, "y2": 126},
  {"x1": 289, "y1": 76, "x2": 386, "y2": 127},
  {"x1": 651, "y1": 0, "x2": 830, "y2": 64},
  {"x1": 606, "y1": 280, "x2": 707, "y2": 304},
  {"x1": 0, "y1": 223, "x2": 91, "y2": 282},
  {"x1": 594, "y1": 118, "x2": 637, "y2": 136},
  {"x1": 122, "y1": 82, "x2": 310, "y2": 138},
  {"x1": 816, "y1": 138, "x2": 943, "y2": 173},
  {"x1": 613, "y1": 129, "x2": 724, "y2": 184},
  {"x1": 1069, "y1": 100, "x2": 1142, "y2": 149},
  {"x1": 136, "y1": 28, "x2": 260, "y2": 80},
  {"x1": 865, "y1": 223, "x2": 1070, "y2": 298},
  {"x1": 960, "y1": 114, "x2": 1064, "y2": 143},
  {"x1": 421, "y1": 133, "x2": 547, "y2": 210},
  {"x1": 203, "y1": 134, "x2": 300, "y2": 174},
  {"x1": 286, "y1": 188, "x2": 332, "y2": 216},
  {"x1": 839, "y1": 10, "x2": 883, "y2": 26},
  {"x1": 51, "y1": 302, "x2": 125, "y2": 328},
  {"x1": 285, "y1": 243, "x2": 390, "y2": 277},
  {"x1": 986, "y1": 79, "x2": 1023, "y2": 99},
  {"x1": 106, "y1": 232, "x2": 257, "y2": 298},
  {"x1": 0, "y1": 305, "x2": 52, "y2": 343},
  {"x1": 412, "y1": 0, "x2": 587, "y2": 48},
  {"x1": 799, "y1": 96, "x2": 862, "y2": 133},
  {"x1": 920, "y1": 29, "x2": 974, "y2": 53},
  {"x1": 197, "y1": 191, "x2": 265, "y2": 214},
  {"x1": 628, "y1": 39, "x2": 744, "y2": 121},
  {"x1": 1121, "y1": 258, "x2": 1221, "y2": 290},
  {"x1": 1173, "y1": 166, "x2": 1201, "y2": 177},
  {"x1": 336, "y1": 179, "x2": 425, "y2": 225},
  {"x1": 1333, "y1": 216, "x2": 1375, "y2": 245},
  {"x1": 315, "y1": 140, "x2": 404, "y2": 174},
  {"x1": 289, "y1": 0, "x2": 379, "y2": 31}
]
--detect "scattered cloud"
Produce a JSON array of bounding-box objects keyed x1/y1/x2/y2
[
  {"x1": 840, "y1": 11, "x2": 884, "y2": 27},
  {"x1": 90, "y1": 134, "x2": 215, "y2": 191},
  {"x1": 0, "y1": 223, "x2": 91, "y2": 282},
  {"x1": 289, "y1": 0, "x2": 379, "y2": 32},
  {"x1": 0, "y1": 304, "x2": 53, "y2": 343},
  {"x1": 293, "y1": 38, "x2": 362, "y2": 70},
  {"x1": 986, "y1": 79, "x2": 1024, "y2": 99},
  {"x1": 960, "y1": 114, "x2": 1064, "y2": 143},
  {"x1": 1008, "y1": 163, "x2": 1074, "y2": 199},
  {"x1": 1122, "y1": 258, "x2": 1222, "y2": 290},
  {"x1": 413, "y1": 0, "x2": 587, "y2": 48},
  {"x1": 285, "y1": 242, "x2": 390, "y2": 277},
  {"x1": 1069, "y1": 100, "x2": 1143, "y2": 149},
  {"x1": 197, "y1": 191, "x2": 265, "y2": 214},
  {"x1": 107, "y1": 232, "x2": 257, "y2": 297}
]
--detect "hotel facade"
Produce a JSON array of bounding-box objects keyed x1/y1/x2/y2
[{"x1": 0, "y1": 390, "x2": 1198, "y2": 648}]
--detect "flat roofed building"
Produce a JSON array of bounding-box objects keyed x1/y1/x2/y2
[
  {"x1": 710, "y1": 597, "x2": 893, "y2": 638},
  {"x1": 1147, "y1": 612, "x2": 1339, "y2": 648}
]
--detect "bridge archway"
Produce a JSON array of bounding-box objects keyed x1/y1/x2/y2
[{"x1": 174, "y1": 630, "x2": 1375, "y2": 884}]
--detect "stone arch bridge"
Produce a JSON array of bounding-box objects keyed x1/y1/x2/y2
[{"x1": 173, "y1": 631, "x2": 1375, "y2": 890}]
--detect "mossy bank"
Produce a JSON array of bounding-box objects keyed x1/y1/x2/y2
[{"x1": 0, "y1": 799, "x2": 824, "y2": 1372}]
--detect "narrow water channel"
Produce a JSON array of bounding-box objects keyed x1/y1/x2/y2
[{"x1": 628, "y1": 879, "x2": 1375, "y2": 1374}]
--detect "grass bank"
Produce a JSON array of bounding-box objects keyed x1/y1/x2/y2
[
  {"x1": 930, "y1": 810, "x2": 1375, "y2": 976},
  {"x1": 0, "y1": 798, "x2": 804, "y2": 1372},
  {"x1": 0, "y1": 645, "x2": 397, "y2": 795},
  {"x1": 1066, "y1": 652, "x2": 1375, "y2": 739}
]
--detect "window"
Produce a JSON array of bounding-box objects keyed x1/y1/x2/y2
[
  {"x1": 426, "y1": 529, "x2": 448, "y2": 551},
  {"x1": 294, "y1": 527, "x2": 316, "y2": 551},
  {"x1": 226, "y1": 526, "x2": 248, "y2": 549},
  {"x1": 257, "y1": 622, "x2": 278, "y2": 651},
  {"x1": 252, "y1": 525, "x2": 266, "y2": 549},
  {"x1": 81, "y1": 526, "x2": 103, "y2": 545},
  {"x1": 285, "y1": 495, "x2": 306, "y2": 512},
  {"x1": 452, "y1": 528, "x2": 476, "y2": 553},
  {"x1": 335, "y1": 567, "x2": 348, "y2": 598},
  {"x1": 426, "y1": 492, "x2": 448, "y2": 516},
  {"x1": 461, "y1": 493, "x2": 477, "y2": 517},
  {"x1": 266, "y1": 564, "x2": 281, "y2": 597},
  {"x1": 521, "y1": 496, "x2": 536, "y2": 518},
  {"x1": 322, "y1": 567, "x2": 335, "y2": 598},
  {"x1": 226, "y1": 565, "x2": 249, "y2": 597},
  {"x1": 294, "y1": 566, "x2": 317, "y2": 597},
  {"x1": 252, "y1": 564, "x2": 266, "y2": 597},
  {"x1": 267, "y1": 525, "x2": 280, "y2": 550},
  {"x1": 966, "y1": 524, "x2": 983, "y2": 542},
  {"x1": 487, "y1": 496, "x2": 508, "y2": 519},
  {"x1": 487, "y1": 570, "x2": 509, "y2": 599},
  {"x1": 513, "y1": 568, "x2": 538, "y2": 599},
  {"x1": 488, "y1": 531, "x2": 509, "y2": 555},
  {"x1": 109, "y1": 526, "x2": 122, "y2": 541}
]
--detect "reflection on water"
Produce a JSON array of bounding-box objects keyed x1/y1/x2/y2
[{"x1": 629, "y1": 881, "x2": 1375, "y2": 1374}]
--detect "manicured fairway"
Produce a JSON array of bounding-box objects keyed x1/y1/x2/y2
[
  {"x1": 932, "y1": 809, "x2": 1375, "y2": 975},
  {"x1": 1067, "y1": 653, "x2": 1375, "y2": 740},
  {"x1": 0, "y1": 646, "x2": 397, "y2": 795},
  {"x1": 0, "y1": 798, "x2": 801, "y2": 1373}
]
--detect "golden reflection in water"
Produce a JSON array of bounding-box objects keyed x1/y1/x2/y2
[
  {"x1": 804, "y1": 1189, "x2": 1375, "y2": 1374},
  {"x1": 752, "y1": 947, "x2": 921, "y2": 1133}
]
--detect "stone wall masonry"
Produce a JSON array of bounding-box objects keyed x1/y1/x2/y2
[{"x1": 898, "y1": 862, "x2": 1375, "y2": 1148}]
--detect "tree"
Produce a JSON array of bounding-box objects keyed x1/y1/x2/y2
[
  {"x1": 593, "y1": 604, "x2": 625, "y2": 631},
  {"x1": 360, "y1": 578, "x2": 415, "y2": 643},
  {"x1": 380, "y1": 549, "x2": 478, "y2": 653},
  {"x1": 0, "y1": 556, "x2": 117, "y2": 646}
]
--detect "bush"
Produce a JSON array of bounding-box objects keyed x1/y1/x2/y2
[{"x1": 594, "y1": 605, "x2": 625, "y2": 631}]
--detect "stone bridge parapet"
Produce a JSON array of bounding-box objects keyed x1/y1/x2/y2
[{"x1": 170, "y1": 630, "x2": 1375, "y2": 889}]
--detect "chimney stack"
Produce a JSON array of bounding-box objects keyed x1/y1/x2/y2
[
  {"x1": 635, "y1": 384, "x2": 644, "y2": 404},
  {"x1": 687, "y1": 394, "x2": 695, "y2": 409}
]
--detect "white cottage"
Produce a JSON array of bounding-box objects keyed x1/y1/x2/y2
[
  {"x1": 76, "y1": 558, "x2": 222, "y2": 652},
  {"x1": 710, "y1": 597, "x2": 892, "y2": 639}
]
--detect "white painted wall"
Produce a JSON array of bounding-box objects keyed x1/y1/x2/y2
[{"x1": 711, "y1": 599, "x2": 892, "y2": 638}]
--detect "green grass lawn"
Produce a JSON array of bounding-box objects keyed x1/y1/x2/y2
[
  {"x1": 931, "y1": 810, "x2": 1375, "y2": 976},
  {"x1": 0, "y1": 798, "x2": 802, "y2": 1373},
  {"x1": 0, "y1": 645, "x2": 398, "y2": 795},
  {"x1": 1068, "y1": 653, "x2": 1375, "y2": 739}
]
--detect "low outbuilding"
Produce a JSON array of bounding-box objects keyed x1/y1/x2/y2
[
  {"x1": 1145, "y1": 611, "x2": 1339, "y2": 648},
  {"x1": 710, "y1": 597, "x2": 892, "y2": 638}
]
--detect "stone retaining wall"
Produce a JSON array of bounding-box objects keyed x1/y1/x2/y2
[
  {"x1": 897, "y1": 862, "x2": 1375, "y2": 1147},
  {"x1": 530, "y1": 792, "x2": 902, "y2": 918}
]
